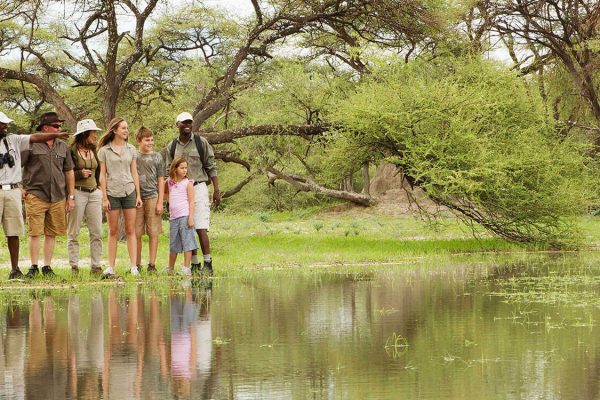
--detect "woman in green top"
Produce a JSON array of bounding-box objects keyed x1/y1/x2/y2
[{"x1": 67, "y1": 119, "x2": 103, "y2": 275}]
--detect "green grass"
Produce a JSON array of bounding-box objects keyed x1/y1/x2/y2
[{"x1": 4, "y1": 207, "x2": 597, "y2": 284}]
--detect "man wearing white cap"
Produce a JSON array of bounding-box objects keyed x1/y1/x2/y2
[
  {"x1": 67, "y1": 119, "x2": 103, "y2": 275},
  {"x1": 164, "y1": 112, "x2": 220, "y2": 275},
  {"x1": 0, "y1": 111, "x2": 71, "y2": 279}
]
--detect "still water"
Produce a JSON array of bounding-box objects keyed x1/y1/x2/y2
[{"x1": 1, "y1": 255, "x2": 600, "y2": 399}]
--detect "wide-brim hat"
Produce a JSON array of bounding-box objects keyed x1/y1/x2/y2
[
  {"x1": 75, "y1": 119, "x2": 102, "y2": 136},
  {"x1": 36, "y1": 112, "x2": 64, "y2": 131},
  {"x1": 0, "y1": 112, "x2": 13, "y2": 124}
]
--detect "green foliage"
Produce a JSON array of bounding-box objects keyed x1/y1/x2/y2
[{"x1": 330, "y1": 57, "x2": 596, "y2": 246}]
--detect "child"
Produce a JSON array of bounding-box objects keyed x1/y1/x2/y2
[
  {"x1": 134, "y1": 126, "x2": 165, "y2": 273},
  {"x1": 166, "y1": 157, "x2": 197, "y2": 275}
]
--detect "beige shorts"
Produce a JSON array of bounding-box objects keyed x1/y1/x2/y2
[
  {"x1": 135, "y1": 197, "x2": 163, "y2": 237},
  {"x1": 0, "y1": 188, "x2": 24, "y2": 237},
  {"x1": 25, "y1": 194, "x2": 66, "y2": 236}
]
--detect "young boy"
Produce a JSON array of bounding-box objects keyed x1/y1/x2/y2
[{"x1": 135, "y1": 126, "x2": 165, "y2": 273}]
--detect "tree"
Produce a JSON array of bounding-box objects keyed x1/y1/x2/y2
[{"x1": 330, "y1": 58, "x2": 594, "y2": 245}]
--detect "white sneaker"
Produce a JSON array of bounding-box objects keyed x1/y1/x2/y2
[
  {"x1": 130, "y1": 267, "x2": 140, "y2": 276},
  {"x1": 103, "y1": 266, "x2": 115, "y2": 275},
  {"x1": 178, "y1": 266, "x2": 192, "y2": 276}
]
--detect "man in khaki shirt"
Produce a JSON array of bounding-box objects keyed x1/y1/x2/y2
[
  {"x1": 0, "y1": 111, "x2": 71, "y2": 279},
  {"x1": 22, "y1": 112, "x2": 75, "y2": 278}
]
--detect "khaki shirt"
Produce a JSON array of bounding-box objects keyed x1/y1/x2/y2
[
  {"x1": 163, "y1": 134, "x2": 217, "y2": 183},
  {"x1": 22, "y1": 139, "x2": 74, "y2": 202},
  {"x1": 97, "y1": 142, "x2": 137, "y2": 197}
]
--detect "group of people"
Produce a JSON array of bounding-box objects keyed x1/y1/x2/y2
[{"x1": 0, "y1": 110, "x2": 220, "y2": 280}]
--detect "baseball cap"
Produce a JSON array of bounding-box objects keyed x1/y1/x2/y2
[
  {"x1": 0, "y1": 112, "x2": 14, "y2": 124},
  {"x1": 75, "y1": 119, "x2": 102, "y2": 136},
  {"x1": 36, "y1": 112, "x2": 65, "y2": 131},
  {"x1": 175, "y1": 112, "x2": 194, "y2": 123}
]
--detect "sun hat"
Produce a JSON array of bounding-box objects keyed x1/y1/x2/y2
[{"x1": 75, "y1": 119, "x2": 102, "y2": 136}]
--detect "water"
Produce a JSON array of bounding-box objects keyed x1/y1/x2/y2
[{"x1": 1, "y1": 255, "x2": 600, "y2": 399}]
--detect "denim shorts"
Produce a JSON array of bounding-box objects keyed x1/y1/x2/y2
[
  {"x1": 108, "y1": 191, "x2": 137, "y2": 210},
  {"x1": 169, "y1": 216, "x2": 198, "y2": 253}
]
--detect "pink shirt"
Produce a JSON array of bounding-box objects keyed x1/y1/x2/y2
[{"x1": 168, "y1": 178, "x2": 192, "y2": 220}]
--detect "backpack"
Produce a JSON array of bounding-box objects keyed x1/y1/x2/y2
[{"x1": 169, "y1": 133, "x2": 210, "y2": 184}]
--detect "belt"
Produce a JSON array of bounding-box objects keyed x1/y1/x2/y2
[
  {"x1": 0, "y1": 183, "x2": 19, "y2": 190},
  {"x1": 75, "y1": 186, "x2": 96, "y2": 193},
  {"x1": 193, "y1": 181, "x2": 206, "y2": 186}
]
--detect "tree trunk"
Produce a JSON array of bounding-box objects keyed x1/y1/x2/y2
[{"x1": 361, "y1": 162, "x2": 370, "y2": 195}]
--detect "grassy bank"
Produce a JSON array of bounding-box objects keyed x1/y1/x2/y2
[{"x1": 0, "y1": 208, "x2": 530, "y2": 283}]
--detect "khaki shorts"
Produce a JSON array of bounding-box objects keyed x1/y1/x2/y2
[
  {"x1": 136, "y1": 197, "x2": 163, "y2": 237},
  {"x1": 0, "y1": 188, "x2": 24, "y2": 237},
  {"x1": 25, "y1": 194, "x2": 67, "y2": 236},
  {"x1": 193, "y1": 182, "x2": 210, "y2": 231}
]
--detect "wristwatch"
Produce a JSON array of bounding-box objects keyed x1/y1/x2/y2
[{"x1": 68, "y1": 195, "x2": 75, "y2": 200}]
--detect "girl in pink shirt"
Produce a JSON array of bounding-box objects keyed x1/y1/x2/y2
[{"x1": 165, "y1": 158, "x2": 197, "y2": 275}]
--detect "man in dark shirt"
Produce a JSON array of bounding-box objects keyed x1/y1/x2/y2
[
  {"x1": 22, "y1": 112, "x2": 75, "y2": 277},
  {"x1": 0, "y1": 111, "x2": 71, "y2": 280}
]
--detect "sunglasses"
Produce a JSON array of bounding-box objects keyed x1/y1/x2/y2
[{"x1": 49, "y1": 124, "x2": 62, "y2": 129}]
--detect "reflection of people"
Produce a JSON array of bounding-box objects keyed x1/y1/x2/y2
[
  {"x1": 67, "y1": 119, "x2": 103, "y2": 275},
  {"x1": 98, "y1": 118, "x2": 143, "y2": 277},
  {"x1": 170, "y1": 289, "x2": 195, "y2": 398},
  {"x1": 0, "y1": 305, "x2": 27, "y2": 398},
  {"x1": 164, "y1": 112, "x2": 220, "y2": 275},
  {"x1": 134, "y1": 127, "x2": 164, "y2": 273},
  {"x1": 0, "y1": 111, "x2": 72, "y2": 279}
]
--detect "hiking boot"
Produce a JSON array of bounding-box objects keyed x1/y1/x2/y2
[
  {"x1": 147, "y1": 264, "x2": 157, "y2": 274},
  {"x1": 71, "y1": 266, "x2": 80, "y2": 276},
  {"x1": 8, "y1": 269, "x2": 23, "y2": 280},
  {"x1": 202, "y1": 259, "x2": 213, "y2": 276},
  {"x1": 191, "y1": 263, "x2": 201, "y2": 274},
  {"x1": 90, "y1": 267, "x2": 103, "y2": 277},
  {"x1": 41, "y1": 265, "x2": 56, "y2": 277},
  {"x1": 25, "y1": 265, "x2": 39, "y2": 278}
]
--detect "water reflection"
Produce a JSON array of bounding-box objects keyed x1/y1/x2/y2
[{"x1": 2, "y1": 258, "x2": 600, "y2": 399}]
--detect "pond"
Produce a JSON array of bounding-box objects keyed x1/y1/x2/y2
[{"x1": 1, "y1": 253, "x2": 600, "y2": 399}]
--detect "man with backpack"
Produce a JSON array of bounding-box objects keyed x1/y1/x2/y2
[{"x1": 164, "y1": 112, "x2": 220, "y2": 275}]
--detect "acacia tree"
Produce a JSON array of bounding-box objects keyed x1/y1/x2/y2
[{"x1": 0, "y1": 0, "x2": 440, "y2": 203}]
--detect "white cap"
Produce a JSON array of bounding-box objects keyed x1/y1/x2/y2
[
  {"x1": 75, "y1": 119, "x2": 102, "y2": 136},
  {"x1": 0, "y1": 112, "x2": 14, "y2": 124},
  {"x1": 175, "y1": 112, "x2": 194, "y2": 123}
]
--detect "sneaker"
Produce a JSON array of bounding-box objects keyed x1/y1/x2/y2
[
  {"x1": 102, "y1": 266, "x2": 115, "y2": 279},
  {"x1": 130, "y1": 267, "x2": 140, "y2": 277},
  {"x1": 8, "y1": 269, "x2": 23, "y2": 280},
  {"x1": 25, "y1": 265, "x2": 39, "y2": 279},
  {"x1": 147, "y1": 264, "x2": 157, "y2": 274},
  {"x1": 161, "y1": 267, "x2": 174, "y2": 275},
  {"x1": 191, "y1": 263, "x2": 201, "y2": 274},
  {"x1": 202, "y1": 259, "x2": 213, "y2": 276},
  {"x1": 41, "y1": 265, "x2": 56, "y2": 277},
  {"x1": 178, "y1": 266, "x2": 192, "y2": 276}
]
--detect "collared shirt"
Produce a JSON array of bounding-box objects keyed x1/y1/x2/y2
[
  {"x1": 0, "y1": 133, "x2": 30, "y2": 185},
  {"x1": 22, "y1": 138, "x2": 74, "y2": 202},
  {"x1": 163, "y1": 134, "x2": 217, "y2": 183},
  {"x1": 97, "y1": 142, "x2": 137, "y2": 197},
  {"x1": 136, "y1": 150, "x2": 164, "y2": 200}
]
